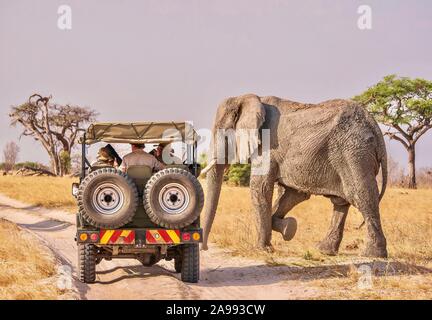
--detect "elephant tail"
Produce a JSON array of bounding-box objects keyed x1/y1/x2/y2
[
  {"x1": 378, "y1": 147, "x2": 387, "y2": 202},
  {"x1": 362, "y1": 105, "x2": 387, "y2": 202}
]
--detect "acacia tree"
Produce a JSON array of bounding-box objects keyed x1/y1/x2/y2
[
  {"x1": 3, "y1": 141, "x2": 20, "y2": 173},
  {"x1": 354, "y1": 75, "x2": 432, "y2": 189},
  {"x1": 10, "y1": 94, "x2": 97, "y2": 176}
]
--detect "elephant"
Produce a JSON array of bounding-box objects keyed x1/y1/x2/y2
[{"x1": 200, "y1": 94, "x2": 388, "y2": 258}]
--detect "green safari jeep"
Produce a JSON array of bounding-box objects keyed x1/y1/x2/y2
[{"x1": 72, "y1": 122, "x2": 203, "y2": 283}]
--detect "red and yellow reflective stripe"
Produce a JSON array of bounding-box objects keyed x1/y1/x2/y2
[
  {"x1": 99, "y1": 230, "x2": 135, "y2": 244},
  {"x1": 100, "y1": 230, "x2": 115, "y2": 244},
  {"x1": 146, "y1": 229, "x2": 180, "y2": 244},
  {"x1": 166, "y1": 230, "x2": 181, "y2": 243}
]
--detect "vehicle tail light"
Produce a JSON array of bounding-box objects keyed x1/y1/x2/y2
[
  {"x1": 182, "y1": 232, "x2": 191, "y2": 241},
  {"x1": 79, "y1": 233, "x2": 88, "y2": 241},
  {"x1": 192, "y1": 232, "x2": 200, "y2": 241},
  {"x1": 90, "y1": 233, "x2": 99, "y2": 241}
]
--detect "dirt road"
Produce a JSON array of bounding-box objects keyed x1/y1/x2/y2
[{"x1": 0, "y1": 194, "x2": 327, "y2": 299}]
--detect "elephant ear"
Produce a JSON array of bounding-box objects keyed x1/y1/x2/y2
[{"x1": 234, "y1": 94, "x2": 266, "y2": 163}]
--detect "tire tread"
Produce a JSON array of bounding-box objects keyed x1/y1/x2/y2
[
  {"x1": 77, "y1": 168, "x2": 138, "y2": 228},
  {"x1": 181, "y1": 244, "x2": 199, "y2": 283},
  {"x1": 78, "y1": 244, "x2": 96, "y2": 283},
  {"x1": 143, "y1": 168, "x2": 204, "y2": 229}
]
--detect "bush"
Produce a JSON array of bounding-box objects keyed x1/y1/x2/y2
[
  {"x1": 198, "y1": 153, "x2": 207, "y2": 169},
  {"x1": 15, "y1": 162, "x2": 47, "y2": 170},
  {"x1": 59, "y1": 150, "x2": 71, "y2": 175},
  {"x1": 198, "y1": 152, "x2": 250, "y2": 186},
  {"x1": 224, "y1": 164, "x2": 251, "y2": 187}
]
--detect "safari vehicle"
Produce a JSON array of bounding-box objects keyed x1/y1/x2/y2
[{"x1": 72, "y1": 122, "x2": 203, "y2": 283}]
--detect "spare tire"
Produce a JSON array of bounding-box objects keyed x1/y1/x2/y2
[
  {"x1": 77, "y1": 168, "x2": 138, "y2": 228},
  {"x1": 144, "y1": 168, "x2": 204, "y2": 229}
]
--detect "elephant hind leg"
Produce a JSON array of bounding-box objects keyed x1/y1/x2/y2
[
  {"x1": 341, "y1": 165, "x2": 387, "y2": 258},
  {"x1": 354, "y1": 186, "x2": 388, "y2": 258},
  {"x1": 272, "y1": 185, "x2": 310, "y2": 241},
  {"x1": 317, "y1": 197, "x2": 350, "y2": 256}
]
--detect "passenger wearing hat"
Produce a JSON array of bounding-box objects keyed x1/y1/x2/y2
[{"x1": 92, "y1": 147, "x2": 116, "y2": 168}]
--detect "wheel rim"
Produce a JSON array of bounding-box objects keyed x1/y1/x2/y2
[
  {"x1": 92, "y1": 183, "x2": 124, "y2": 215},
  {"x1": 158, "y1": 183, "x2": 190, "y2": 215}
]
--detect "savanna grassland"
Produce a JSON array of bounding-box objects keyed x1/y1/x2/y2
[
  {"x1": 209, "y1": 185, "x2": 432, "y2": 299},
  {"x1": 0, "y1": 176, "x2": 77, "y2": 212},
  {"x1": 0, "y1": 219, "x2": 61, "y2": 299},
  {"x1": 0, "y1": 175, "x2": 431, "y2": 299}
]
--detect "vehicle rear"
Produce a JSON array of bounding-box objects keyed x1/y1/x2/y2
[{"x1": 73, "y1": 122, "x2": 203, "y2": 283}]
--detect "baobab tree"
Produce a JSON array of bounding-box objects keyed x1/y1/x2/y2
[
  {"x1": 10, "y1": 94, "x2": 98, "y2": 176},
  {"x1": 354, "y1": 75, "x2": 432, "y2": 189}
]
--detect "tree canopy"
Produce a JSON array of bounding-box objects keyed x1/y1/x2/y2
[{"x1": 354, "y1": 75, "x2": 432, "y2": 188}]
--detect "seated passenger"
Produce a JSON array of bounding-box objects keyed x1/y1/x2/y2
[
  {"x1": 150, "y1": 143, "x2": 182, "y2": 164},
  {"x1": 119, "y1": 143, "x2": 165, "y2": 173},
  {"x1": 92, "y1": 147, "x2": 115, "y2": 168}
]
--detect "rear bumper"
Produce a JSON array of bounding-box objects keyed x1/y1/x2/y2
[{"x1": 76, "y1": 228, "x2": 202, "y2": 246}]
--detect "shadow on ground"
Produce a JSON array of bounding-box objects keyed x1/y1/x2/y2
[
  {"x1": 196, "y1": 260, "x2": 432, "y2": 287},
  {"x1": 19, "y1": 220, "x2": 72, "y2": 232},
  {"x1": 93, "y1": 264, "x2": 178, "y2": 285},
  {"x1": 0, "y1": 203, "x2": 40, "y2": 211},
  {"x1": 78, "y1": 259, "x2": 432, "y2": 289}
]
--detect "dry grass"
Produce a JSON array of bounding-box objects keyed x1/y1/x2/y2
[
  {"x1": 209, "y1": 185, "x2": 432, "y2": 299},
  {"x1": 0, "y1": 176, "x2": 77, "y2": 212},
  {"x1": 0, "y1": 176, "x2": 430, "y2": 299},
  {"x1": 209, "y1": 186, "x2": 432, "y2": 264},
  {"x1": 0, "y1": 219, "x2": 61, "y2": 299}
]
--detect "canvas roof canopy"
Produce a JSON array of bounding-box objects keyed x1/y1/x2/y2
[{"x1": 82, "y1": 122, "x2": 198, "y2": 145}]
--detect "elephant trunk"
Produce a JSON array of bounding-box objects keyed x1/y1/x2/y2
[{"x1": 201, "y1": 163, "x2": 225, "y2": 250}]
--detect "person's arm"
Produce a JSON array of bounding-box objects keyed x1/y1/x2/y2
[
  {"x1": 119, "y1": 156, "x2": 127, "y2": 172},
  {"x1": 152, "y1": 157, "x2": 166, "y2": 171}
]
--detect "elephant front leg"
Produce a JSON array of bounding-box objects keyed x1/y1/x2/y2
[
  {"x1": 317, "y1": 198, "x2": 350, "y2": 256},
  {"x1": 272, "y1": 186, "x2": 310, "y2": 241},
  {"x1": 250, "y1": 175, "x2": 275, "y2": 252}
]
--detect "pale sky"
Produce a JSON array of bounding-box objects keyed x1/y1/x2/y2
[{"x1": 1, "y1": 0, "x2": 431, "y2": 169}]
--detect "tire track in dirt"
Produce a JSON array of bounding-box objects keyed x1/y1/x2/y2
[{"x1": 0, "y1": 194, "x2": 320, "y2": 300}]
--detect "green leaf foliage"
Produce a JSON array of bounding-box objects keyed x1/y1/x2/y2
[
  {"x1": 224, "y1": 164, "x2": 251, "y2": 187},
  {"x1": 353, "y1": 75, "x2": 432, "y2": 131}
]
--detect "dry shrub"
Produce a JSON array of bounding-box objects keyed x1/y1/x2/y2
[
  {"x1": 386, "y1": 154, "x2": 432, "y2": 188},
  {"x1": 417, "y1": 167, "x2": 432, "y2": 188}
]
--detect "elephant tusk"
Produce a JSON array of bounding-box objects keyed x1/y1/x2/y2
[{"x1": 200, "y1": 159, "x2": 217, "y2": 176}]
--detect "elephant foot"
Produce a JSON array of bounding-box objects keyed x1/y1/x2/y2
[
  {"x1": 257, "y1": 243, "x2": 275, "y2": 253},
  {"x1": 272, "y1": 217, "x2": 297, "y2": 241},
  {"x1": 317, "y1": 239, "x2": 339, "y2": 256},
  {"x1": 264, "y1": 245, "x2": 275, "y2": 253},
  {"x1": 200, "y1": 243, "x2": 208, "y2": 251},
  {"x1": 363, "y1": 244, "x2": 388, "y2": 258}
]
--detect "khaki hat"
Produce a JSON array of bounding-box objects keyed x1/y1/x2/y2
[{"x1": 97, "y1": 147, "x2": 114, "y2": 162}]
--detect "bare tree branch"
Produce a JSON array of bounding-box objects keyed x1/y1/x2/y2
[
  {"x1": 384, "y1": 131, "x2": 410, "y2": 149},
  {"x1": 413, "y1": 125, "x2": 432, "y2": 144},
  {"x1": 9, "y1": 94, "x2": 97, "y2": 175}
]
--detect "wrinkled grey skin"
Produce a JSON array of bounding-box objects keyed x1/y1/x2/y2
[{"x1": 202, "y1": 94, "x2": 388, "y2": 258}]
